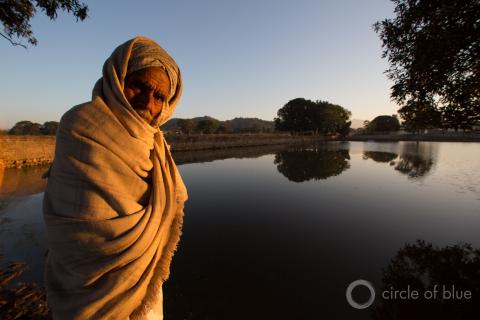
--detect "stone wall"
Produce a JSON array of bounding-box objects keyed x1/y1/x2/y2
[
  {"x1": 0, "y1": 136, "x2": 56, "y2": 168},
  {"x1": 0, "y1": 134, "x2": 324, "y2": 168}
]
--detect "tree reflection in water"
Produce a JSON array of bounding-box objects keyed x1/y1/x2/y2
[
  {"x1": 394, "y1": 154, "x2": 434, "y2": 178},
  {"x1": 394, "y1": 143, "x2": 436, "y2": 179},
  {"x1": 373, "y1": 240, "x2": 480, "y2": 320},
  {"x1": 273, "y1": 144, "x2": 350, "y2": 182},
  {"x1": 363, "y1": 151, "x2": 398, "y2": 163},
  {"x1": 362, "y1": 142, "x2": 437, "y2": 179}
]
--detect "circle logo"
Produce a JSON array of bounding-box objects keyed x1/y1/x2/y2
[{"x1": 346, "y1": 279, "x2": 376, "y2": 309}]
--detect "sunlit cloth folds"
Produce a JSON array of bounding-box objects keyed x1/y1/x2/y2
[{"x1": 43, "y1": 36, "x2": 187, "y2": 320}]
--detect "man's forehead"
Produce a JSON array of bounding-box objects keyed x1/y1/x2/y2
[{"x1": 128, "y1": 67, "x2": 170, "y2": 87}]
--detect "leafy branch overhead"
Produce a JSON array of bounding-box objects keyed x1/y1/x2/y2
[
  {"x1": 374, "y1": 0, "x2": 479, "y2": 131},
  {"x1": 0, "y1": 0, "x2": 88, "y2": 48}
]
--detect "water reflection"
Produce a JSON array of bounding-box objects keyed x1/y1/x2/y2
[
  {"x1": 373, "y1": 240, "x2": 480, "y2": 320},
  {"x1": 274, "y1": 144, "x2": 351, "y2": 182},
  {"x1": 0, "y1": 166, "x2": 49, "y2": 212},
  {"x1": 0, "y1": 166, "x2": 49, "y2": 197},
  {"x1": 362, "y1": 151, "x2": 398, "y2": 163},
  {"x1": 172, "y1": 143, "x2": 299, "y2": 165},
  {"x1": 0, "y1": 144, "x2": 303, "y2": 210},
  {"x1": 394, "y1": 157, "x2": 434, "y2": 179},
  {"x1": 362, "y1": 143, "x2": 437, "y2": 179},
  {"x1": 0, "y1": 193, "x2": 47, "y2": 284},
  {"x1": 0, "y1": 141, "x2": 478, "y2": 319}
]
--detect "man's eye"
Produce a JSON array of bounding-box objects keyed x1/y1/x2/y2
[{"x1": 154, "y1": 93, "x2": 164, "y2": 101}]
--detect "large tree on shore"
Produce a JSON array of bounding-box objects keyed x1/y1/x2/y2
[
  {"x1": 366, "y1": 115, "x2": 401, "y2": 132},
  {"x1": 374, "y1": 0, "x2": 480, "y2": 131},
  {"x1": 274, "y1": 98, "x2": 316, "y2": 134},
  {"x1": 274, "y1": 98, "x2": 351, "y2": 135},
  {"x1": 398, "y1": 99, "x2": 441, "y2": 133},
  {"x1": 312, "y1": 100, "x2": 351, "y2": 135},
  {"x1": 0, "y1": 0, "x2": 88, "y2": 48}
]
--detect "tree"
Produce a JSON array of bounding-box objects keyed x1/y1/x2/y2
[
  {"x1": 216, "y1": 124, "x2": 229, "y2": 133},
  {"x1": 362, "y1": 120, "x2": 370, "y2": 129},
  {"x1": 8, "y1": 120, "x2": 41, "y2": 135},
  {"x1": 0, "y1": 0, "x2": 88, "y2": 48},
  {"x1": 367, "y1": 115, "x2": 400, "y2": 132},
  {"x1": 398, "y1": 99, "x2": 441, "y2": 133},
  {"x1": 274, "y1": 98, "x2": 351, "y2": 135},
  {"x1": 196, "y1": 119, "x2": 220, "y2": 134},
  {"x1": 40, "y1": 121, "x2": 59, "y2": 135},
  {"x1": 374, "y1": 0, "x2": 480, "y2": 131},
  {"x1": 274, "y1": 98, "x2": 315, "y2": 134},
  {"x1": 338, "y1": 121, "x2": 352, "y2": 138},
  {"x1": 312, "y1": 100, "x2": 351, "y2": 135},
  {"x1": 177, "y1": 119, "x2": 195, "y2": 134}
]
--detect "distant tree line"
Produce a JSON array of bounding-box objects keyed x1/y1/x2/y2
[
  {"x1": 177, "y1": 118, "x2": 222, "y2": 134},
  {"x1": 7, "y1": 121, "x2": 59, "y2": 135},
  {"x1": 5, "y1": 118, "x2": 276, "y2": 136},
  {"x1": 274, "y1": 98, "x2": 351, "y2": 136},
  {"x1": 170, "y1": 117, "x2": 275, "y2": 134}
]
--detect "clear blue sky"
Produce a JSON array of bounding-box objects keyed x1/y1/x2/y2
[{"x1": 0, "y1": 0, "x2": 397, "y2": 129}]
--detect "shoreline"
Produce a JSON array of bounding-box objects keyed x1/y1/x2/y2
[
  {"x1": 1, "y1": 133, "x2": 479, "y2": 169},
  {"x1": 347, "y1": 133, "x2": 480, "y2": 142},
  {"x1": 0, "y1": 134, "x2": 325, "y2": 169}
]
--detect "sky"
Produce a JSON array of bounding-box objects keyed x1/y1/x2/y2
[{"x1": 0, "y1": 0, "x2": 398, "y2": 129}]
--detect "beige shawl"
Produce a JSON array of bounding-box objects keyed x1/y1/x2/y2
[{"x1": 43, "y1": 36, "x2": 188, "y2": 319}]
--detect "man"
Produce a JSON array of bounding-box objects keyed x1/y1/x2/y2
[{"x1": 43, "y1": 36, "x2": 188, "y2": 319}]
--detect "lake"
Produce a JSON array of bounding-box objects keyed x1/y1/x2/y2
[{"x1": 1, "y1": 141, "x2": 479, "y2": 319}]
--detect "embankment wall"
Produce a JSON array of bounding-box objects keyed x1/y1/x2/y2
[
  {"x1": 0, "y1": 136, "x2": 56, "y2": 168},
  {"x1": 0, "y1": 134, "x2": 320, "y2": 168}
]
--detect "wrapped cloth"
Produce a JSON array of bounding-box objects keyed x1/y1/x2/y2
[{"x1": 43, "y1": 36, "x2": 187, "y2": 319}]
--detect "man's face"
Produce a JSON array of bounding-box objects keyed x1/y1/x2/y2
[{"x1": 123, "y1": 66, "x2": 171, "y2": 124}]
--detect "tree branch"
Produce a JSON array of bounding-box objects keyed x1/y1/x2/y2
[{"x1": 0, "y1": 32, "x2": 27, "y2": 49}]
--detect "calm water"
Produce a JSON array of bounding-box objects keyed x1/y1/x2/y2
[{"x1": 1, "y1": 141, "x2": 479, "y2": 319}]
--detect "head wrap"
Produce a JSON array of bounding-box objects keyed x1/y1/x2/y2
[
  {"x1": 127, "y1": 38, "x2": 179, "y2": 101},
  {"x1": 92, "y1": 35, "x2": 183, "y2": 129}
]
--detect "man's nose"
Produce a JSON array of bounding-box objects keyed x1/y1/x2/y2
[
  {"x1": 145, "y1": 94, "x2": 155, "y2": 114},
  {"x1": 139, "y1": 92, "x2": 156, "y2": 115}
]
